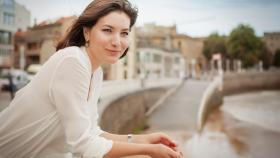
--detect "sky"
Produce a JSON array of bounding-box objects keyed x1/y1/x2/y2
[{"x1": 15, "y1": 0, "x2": 280, "y2": 37}]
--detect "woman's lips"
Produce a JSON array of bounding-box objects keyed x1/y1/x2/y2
[{"x1": 106, "y1": 49, "x2": 121, "y2": 56}]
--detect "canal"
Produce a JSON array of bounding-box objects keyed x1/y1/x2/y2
[{"x1": 184, "y1": 90, "x2": 280, "y2": 158}]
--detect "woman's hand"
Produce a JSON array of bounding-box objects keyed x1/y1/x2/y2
[
  {"x1": 142, "y1": 132, "x2": 178, "y2": 149},
  {"x1": 133, "y1": 132, "x2": 183, "y2": 157},
  {"x1": 148, "y1": 143, "x2": 183, "y2": 158}
]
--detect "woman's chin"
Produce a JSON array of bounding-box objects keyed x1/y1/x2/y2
[{"x1": 105, "y1": 57, "x2": 119, "y2": 64}]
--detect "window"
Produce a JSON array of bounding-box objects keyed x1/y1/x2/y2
[
  {"x1": 3, "y1": 12, "x2": 15, "y2": 25},
  {"x1": 27, "y1": 43, "x2": 37, "y2": 50},
  {"x1": 153, "y1": 54, "x2": 162, "y2": 63},
  {"x1": 0, "y1": 48, "x2": 10, "y2": 57},
  {"x1": 136, "y1": 52, "x2": 140, "y2": 62},
  {"x1": 178, "y1": 41, "x2": 181, "y2": 48},
  {"x1": 3, "y1": 0, "x2": 14, "y2": 6},
  {"x1": 145, "y1": 53, "x2": 151, "y2": 63},
  {"x1": 0, "y1": 31, "x2": 11, "y2": 44},
  {"x1": 174, "y1": 57, "x2": 180, "y2": 63}
]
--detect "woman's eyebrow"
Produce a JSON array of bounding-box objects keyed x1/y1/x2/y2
[
  {"x1": 102, "y1": 24, "x2": 129, "y2": 31},
  {"x1": 102, "y1": 25, "x2": 113, "y2": 28}
]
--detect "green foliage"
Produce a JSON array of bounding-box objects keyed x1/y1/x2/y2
[
  {"x1": 227, "y1": 24, "x2": 265, "y2": 68},
  {"x1": 132, "y1": 120, "x2": 149, "y2": 134},
  {"x1": 203, "y1": 32, "x2": 227, "y2": 60},
  {"x1": 274, "y1": 49, "x2": 280, "y2": 67}
]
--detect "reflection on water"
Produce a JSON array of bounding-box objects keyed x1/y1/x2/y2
[
  {"x1": 183, "y1": 92, "x2": 280, "y2": 158},
  {"x1": 184, "y1": 110, "x2": 248, "y2": 158}
]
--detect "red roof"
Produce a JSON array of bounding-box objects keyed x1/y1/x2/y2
[{"x1": 14, "y1": 30, "x2": 26, "y2": 37}]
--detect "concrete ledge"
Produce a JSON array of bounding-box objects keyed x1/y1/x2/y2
[
  {"x1": 223, "y1": 70, "x2": 280, "y2": 95},
  {"x1": 100, "y1": 87, "x2": 169, "y2": 134}
]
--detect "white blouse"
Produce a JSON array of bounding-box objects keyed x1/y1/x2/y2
[{"x1": 0, "y1": 46, "x2": 113, "y2": 158}]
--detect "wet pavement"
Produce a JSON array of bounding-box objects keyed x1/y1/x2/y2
[
  {"x1": 147, "y1": 80, "x2": 210, "y2": 132},
  {"x1": 144, "y1": 79, "x2": 210, "y2": 157},
  {"x1": 0, "y1": 91, "x2": 11, "y2": 112}
]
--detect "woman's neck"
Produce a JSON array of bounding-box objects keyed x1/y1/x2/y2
[{"x1": 85, "y1": 47, "x2": 101, "y2": 73}]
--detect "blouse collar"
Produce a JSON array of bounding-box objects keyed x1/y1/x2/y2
[{"x1": 80, "y1": 46, "x2": 101, "y2": 74}]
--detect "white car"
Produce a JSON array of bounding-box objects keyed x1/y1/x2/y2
[{"x1": 0, "y1": 69, "x2": 29, "y2": 91}]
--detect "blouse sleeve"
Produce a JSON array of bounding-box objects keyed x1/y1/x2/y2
[{"x1": 49, "y1": 57, "x2": 113, "y2": 158}]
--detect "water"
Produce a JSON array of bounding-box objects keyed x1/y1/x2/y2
[{"x1": 183, "y1": 91, "x2": 280, "y2": 158}]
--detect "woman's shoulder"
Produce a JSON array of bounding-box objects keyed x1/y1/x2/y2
[
  {"x1": 58, "y1": 46, "x2": 83, "y2": 57},
  {"x1": 47, "y1": 46, "x2": 91, "y2": 72},
  {"x1": 51, "y1": 46, "x2": 91, "y2": 71}
]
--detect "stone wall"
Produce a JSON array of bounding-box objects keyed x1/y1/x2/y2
[
  {"x1": 100, "y1": 87, "x2": 168, "y2": 134},
  {"x1": 223, "y1": 70, "x2": 280, "y2": 95}
]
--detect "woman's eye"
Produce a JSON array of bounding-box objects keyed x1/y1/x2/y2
[
  {"x1": 102, "y1": 29, "x2": 112, "y2": 33},
  {"x1": 121, "y1": 32, "x2": 129, "y2": 36}
]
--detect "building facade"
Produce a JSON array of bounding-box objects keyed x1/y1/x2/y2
[
  {"x1": 136, "y1": 23, "x2": 205, "y2": 78},
  {"x1": 0, "y1": 0, "x2": 30, "y2": 68},
  {"x1": 136, "y1": 23, "x2": 185, "y2": 79},
  {"x1": 14, "y1": 16, "x2": 76, "y2": 68},
  {"x1": 172, "y1": 34, "x2": 206, "y2": 78},
  {"x1": 137, "y1": 48, "x2": 185, "y2": 79},
  {"x1": 263, "y1": 32, "x2": 280, "y2": 54}
]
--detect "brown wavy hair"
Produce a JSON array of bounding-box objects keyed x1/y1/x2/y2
[{"x1": 56, "y1": 0, "x2": 138, "y2": 59}]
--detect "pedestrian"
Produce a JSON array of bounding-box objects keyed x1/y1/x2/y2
[
  {"x1": 7, "y1": 69, "x2": 16, "y2": 99},
  {"x1": 0, "y1": 0, "x2": 183, "y2": 158}
]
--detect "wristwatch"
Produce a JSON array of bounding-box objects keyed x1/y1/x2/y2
[{"x1": 127, "y1": 134, "x2": 133, "y2": 143}]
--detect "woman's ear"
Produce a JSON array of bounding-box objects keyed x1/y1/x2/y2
[{"x1": 83, "y1": 27, "x2": 90, "y2": 41}]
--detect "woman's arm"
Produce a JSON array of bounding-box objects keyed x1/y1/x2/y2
[
  {"x1": 103, "y1": 141, "x2": 182, "y2": 158},
  {"x1": 49, "y1": 57, "x2": 113, "y2": 158},
  {"x1": 101, "y1": 132, "x2": 177, "y2": 147},
  {"x1": 101, "y1": 132, "x2": 146, "y2": 143}
]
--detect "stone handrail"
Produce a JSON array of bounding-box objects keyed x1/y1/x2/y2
[
  {"x1": 197, "y1": 75, "x2": 223, "y2": 132},
  {"x1": 98, "y1": 78, "x2": 182, "y2": 119}
]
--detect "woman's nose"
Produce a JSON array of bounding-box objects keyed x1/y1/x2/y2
[{"x1": 111, "y1": 34, "x2": 121, "y2": 47}]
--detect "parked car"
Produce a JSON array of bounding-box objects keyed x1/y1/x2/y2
[{"x1": 0, "y1": 69, "x2": 29, "y2": 91}]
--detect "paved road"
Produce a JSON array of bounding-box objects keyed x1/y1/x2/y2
[
  {"x1": 147, "y1": 79, "x2": 210, "y2": 132},
  {"x1": 143, "y1": 79, "x2": 210, "y2": 155}
]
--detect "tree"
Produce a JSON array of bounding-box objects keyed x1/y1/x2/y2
[
  {"x1": 203, "y1": 32, "x2": 227, "y2": 61},
  {"x1": 227, "y1": 24, "x2": 266, "y2": 68},
  {"x1": 259, "y1": 47, "x2": 273, "y2": 70},
  {"x1": 274, "y1": 49, "x2": 280, "y2": 67}
]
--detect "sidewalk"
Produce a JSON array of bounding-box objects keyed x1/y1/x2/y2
[
  {"x1": 147, "y1": 79, "x2": 210, "y2": 131},
  {"x1": 0, "y1": 91, "x2": 11, "y2": 112},
  {"x1": 144, "y1": 79, "x2": 210, "y2": 155}
]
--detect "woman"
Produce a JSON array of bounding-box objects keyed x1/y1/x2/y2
[{"x1": 0, "y1": 0, "x2": 183, "y2": 158}]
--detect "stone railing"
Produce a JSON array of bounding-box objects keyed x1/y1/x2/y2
[
  {"x1": 98, "y1": 78, "x2": 183, "y2": 134},
  {"x1": 98, "y1": 78, "x2": 182, "y2": 115},
  {"x1": 197, "y1": 69, "x2": 280, "y2": 131},
  {"x1": 223, "y1": 70, "x2": 280, "y2": 95}
]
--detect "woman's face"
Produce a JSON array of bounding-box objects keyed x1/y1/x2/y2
[{"x1": 84, "y1": 11, "x2": 130, "y2": 65}]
